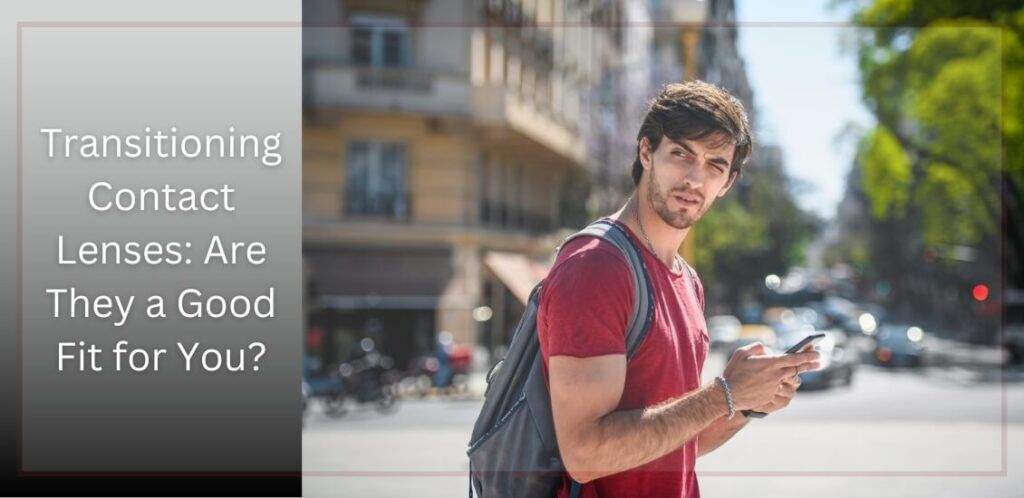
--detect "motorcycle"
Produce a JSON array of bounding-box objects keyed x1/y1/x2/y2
[
  {"x1": 303, "y1": 366, "x2": 349, "y2": 417},
  {"x1": 337, "y1": 350, "x2": 400, "y2": 415},
  {"x1": 398, "y1": 343, "x2": 473, "y2": 398},
  {"x1": 302, "y1": 351, "x2": 399, "y2": 418}
]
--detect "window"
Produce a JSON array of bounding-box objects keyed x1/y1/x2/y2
[
  {"x1": 345, "y1": 141, "x2": 409, "y2": 219},
  {"x1": 350, "y1": 15, "x2": 410, "y2": 68}
]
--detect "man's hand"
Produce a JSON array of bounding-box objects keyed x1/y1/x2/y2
[
  {"x1": 748, "y1": 373, "x2": 800, "y2": 414},
  {"x1": 698, "y1": 343, "x2": 817, "y2": 457},
  {"x1": 721, "y1": 342, "x2": 820, "y2": 411},
  {"x1": 747, "y1": 343, "x2": 815, "y2": 414}
]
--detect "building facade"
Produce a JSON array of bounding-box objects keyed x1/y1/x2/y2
[{"x1": 302, "y1": 0, "x2": 630, "y2": 369}]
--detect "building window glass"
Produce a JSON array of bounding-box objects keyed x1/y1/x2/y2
[
  {"x1": 350, "y1": 15, "x2": 410, "y2": 68},
  {"x1": 345, "y1": 141, "x2": 409, "y2": 220}
]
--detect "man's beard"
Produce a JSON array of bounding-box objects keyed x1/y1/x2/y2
[{"x1": 645, "y1": 165, "x2": 706, "y2": 230}]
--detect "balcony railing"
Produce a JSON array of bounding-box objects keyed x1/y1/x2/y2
[
  {"x1": 305, "y1": 63, "x2": 472, "y2": 117},
  {"x1": 355, "y1": 67, "x2": 432, "y2": 92},
  {"x1": 479, "y1": 199, "x2": 554, "y2": 234},
  {"x1": 305, "y1": 186, "x2": 556, "y2": 234},
  {"x1": 343, "y1": 188, "x2": 410, "y2": 221}
]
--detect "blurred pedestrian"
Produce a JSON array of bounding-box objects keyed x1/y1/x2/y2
[{"x1": 433, "y1": 331, "x2": 454, "y2": 389}]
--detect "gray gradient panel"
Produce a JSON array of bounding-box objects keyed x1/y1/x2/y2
[{"x1": 19, "y1": 25, "x2": 301, "y2": 473}]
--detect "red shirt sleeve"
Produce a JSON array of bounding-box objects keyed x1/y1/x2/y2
[{"x1": 538, "y1": 238, "x2": 635, "y2": 359}]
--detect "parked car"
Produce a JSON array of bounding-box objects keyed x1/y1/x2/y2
[
  {"x1": 707, "y1": 315, "x2": 742, "y2": 349},
  {"x1": 759, "y1": 308, "x2": 857, "y2": 389},
  {"x1": 762, "y1": 306, "x2": 794, "y2": 327},
  {"x1": 791, "y1": 306, "x2": 832, "y2": 330},
  {"x1": 821, "y1": 297, "x2": 883, "y2": 336},
  {"x1": 873, "y1": 323, "x2": 927, "y2": 367},
  {"x1": 727, "y1": 324, "x2": 777, "y2": 358},
  {"x1": 783, "y1": 327, "x2": 856, "y2": 389},
  {"x1": 737, "y1": 302, "x2": 764, "y2": 326}
]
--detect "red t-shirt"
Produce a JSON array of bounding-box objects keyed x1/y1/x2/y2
[{"x1": 537, "y1": 217, "x2": 709, "y2": 498}]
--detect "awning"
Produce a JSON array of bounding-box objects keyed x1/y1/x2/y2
[
  {"x1": 305, "y1": 246, "x2": 452, "y2": 310},
  {"x1": 484, "y1": 251, "x2": 550, "y2": 305}
]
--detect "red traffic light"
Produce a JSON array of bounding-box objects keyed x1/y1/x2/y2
[{"x1": 972, "y1": 284, "x2": 989, "y2": 302}]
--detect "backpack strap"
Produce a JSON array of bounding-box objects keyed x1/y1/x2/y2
[
  {"x1": 681, "y1": 259, "x2": 703, "y2": 311},
  {"x1": 552, "y1": 219, "x2": 655, "y2": 497},
  {"x1": 555, "y1": 219, "x2": 655, "y2": 360},
  {"x1": 569, "y1": 480, "x2": 581, "y2": 498}
]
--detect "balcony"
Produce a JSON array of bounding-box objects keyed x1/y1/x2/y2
[
  {"x1": 305, "y1": 184, "x2": 557, "y2": 237},
  {"x1": 472, "y1": 83, "x2": 587, "y2": 167},
  {"x1": 343, "y1": 187, "x2": 410, "y2": 221},
  {"x1": 479, "y1": 199, "x2": 555, "y2": 235},
  {"x1": 305, "y1": 63, "x2": 473, "y2": 117}
]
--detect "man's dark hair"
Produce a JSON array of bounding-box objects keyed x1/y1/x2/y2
[{"x1": 631, "y1": 80, "x2": 753, "y2": 185}]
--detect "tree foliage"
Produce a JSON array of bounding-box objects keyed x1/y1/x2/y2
[
  {"x1": 695, "y1": 156, "x2": 818, "y2": 310},
  {"x1": 849, "y1": 0, "x2": 1023, "y2": 286},
  {"x1": 860, "y1": 126, "x2": 911, "y2": 219}
]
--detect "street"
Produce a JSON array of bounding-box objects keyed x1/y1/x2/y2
[{"x1": 303, "y1": 351, "x2": 1024, "y2": 497}]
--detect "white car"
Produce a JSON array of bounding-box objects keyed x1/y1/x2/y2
[{"x1": 707, "y1": 315, "x2": 742, "y2": 348}]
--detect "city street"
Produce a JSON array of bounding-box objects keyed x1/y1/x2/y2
[
  {"x1": 303, "y1": 352, "x2": 1024, "y2": 497},
  {"x1": 294, "y1": 1, "x2": 1024, "y2": 497}
]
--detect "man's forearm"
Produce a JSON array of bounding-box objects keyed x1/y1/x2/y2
[
  {"x1": 697, "y1": 412, "x2": 749, "y2": 457},
  {"x1": 566, "y1": 382, "x2": 729, "y2": 483}
]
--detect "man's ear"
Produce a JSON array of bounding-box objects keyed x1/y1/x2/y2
[
  {"x1": 717, "y1": 170, "x2": 740, "y2": 198},
  {"x1": 639, "y1": 137, "x2": 653, "y2": 170}
]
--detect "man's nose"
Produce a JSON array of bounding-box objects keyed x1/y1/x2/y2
[{"x1": 683, "y1": 158, "x2": 708, "y2": 189}]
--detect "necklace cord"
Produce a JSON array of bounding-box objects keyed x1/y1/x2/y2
[{"x1": 632, "y1": 195, "x2": 681, "y2": 273}]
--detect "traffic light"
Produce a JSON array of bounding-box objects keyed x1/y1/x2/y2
[{"x1": 972, "y1": 284, "x2": 989, "y2": 302}]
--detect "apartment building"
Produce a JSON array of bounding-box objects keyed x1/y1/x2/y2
[{"x1": 301, "y1": 0, "x2": 630, "y2": 368}]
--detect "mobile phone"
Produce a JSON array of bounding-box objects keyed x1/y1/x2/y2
[
  {"x1": 741, "y1": 333, "x2": 826, "y2": 419},
  {"x1": 784, "y1": 333, "x2": 826, "y2": 354}
]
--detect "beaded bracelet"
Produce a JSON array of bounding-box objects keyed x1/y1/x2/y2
[{"x1": 715, "y1": 375, "x2": 736, "y2": 420}]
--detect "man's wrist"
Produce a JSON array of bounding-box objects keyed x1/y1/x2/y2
[
  {"x1": 730, "y1": 407, "x2": 751, "y2": 423},
  {"x1": 713, "y1": 376, "x2": 736, "y2": 420}
]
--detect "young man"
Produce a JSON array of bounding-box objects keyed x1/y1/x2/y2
[{"x1": 537, "y1": 81, "x2": 821, "y2": 497}]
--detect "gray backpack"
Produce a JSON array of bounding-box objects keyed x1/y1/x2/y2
[{"x1": 466, "y1": 219, "x2": 662, "y2": 498}]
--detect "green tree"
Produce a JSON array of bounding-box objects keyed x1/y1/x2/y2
[
  {"x1": 848, "y1": 0, "x2": 1023, "y2": 286},
  {"x1": 859, "y1": 126, "x2": 911, "y2": 219},
  {"x1": 834, "y1": 0, "x2": 1023, "y2": 338},
  {"x1": 695, "y1": 152, "x2": 818, "y2": 311}
]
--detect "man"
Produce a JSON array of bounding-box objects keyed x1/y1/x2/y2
[{"x1": 537, "y1": 81, "x2": 821, "y2": 497}]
